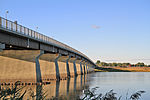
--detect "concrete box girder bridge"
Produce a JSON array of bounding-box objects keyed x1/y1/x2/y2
[{"x1": 0, "y1": 16, "x2": 97, "y2": 84}]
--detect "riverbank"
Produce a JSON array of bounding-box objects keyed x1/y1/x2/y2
[{"x1": 95, "y1": 67, "x2": 150, "y2": 72}]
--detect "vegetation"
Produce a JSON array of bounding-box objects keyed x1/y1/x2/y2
[
  {"x1": 96, "y1": 60, "x2": 150, "y2": 67},
  {"x1": 80, "y1": 87, "x2": 146, "y2": 100}
]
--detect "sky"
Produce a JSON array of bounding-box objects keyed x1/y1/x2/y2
[{"x1": 0, "y1": 0, "x2": 150, "y2": 64}]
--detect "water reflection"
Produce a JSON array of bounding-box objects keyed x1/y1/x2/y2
[{"x1": 0, "y1": 75, "x2": 88, "y2": 99}]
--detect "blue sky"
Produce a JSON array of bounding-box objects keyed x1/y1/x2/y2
[{"x1": 1, "y1": 0, "x2": 150, "y2": 64}]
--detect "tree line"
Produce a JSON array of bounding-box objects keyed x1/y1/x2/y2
[{"x1": 96, "y1": 60, "x2": 150, "y2": 67}]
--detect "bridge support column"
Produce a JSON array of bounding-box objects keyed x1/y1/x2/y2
[
  {"x1": 80, "y1": 60, "x2": 83, "y2": 75},
  {"x1": 35, "y1": 50, "x2": 44, "y2": 83},
  {"x1": 86, "y1": 63, "x2": 88, "y2": 74},
  {"x1": 73, "y1": 58, "x2": 78, "y2": 77},
  {"x1": 54, "y1": 54, "x2": 61, "y2": 80},
  {"x1": 82, "y1": 61, "x2": 87, "y2": 74},
  {"x1": 66, "y1": 56, "x2": 71, "y2": 77}
]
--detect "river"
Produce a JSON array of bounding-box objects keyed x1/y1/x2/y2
[
  {"x1": 0, "y1": 72, "x2": 150, "y2": 99},
  {"x1": 86, "y1": 72, "x2": 150, "y2": 100}
]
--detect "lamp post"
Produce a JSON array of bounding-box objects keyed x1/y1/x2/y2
[
  {"x1": 6, "y1": 11, "x2": 9, "y2": 19},
  {"x1": 36, "y1": 26, "x2": 38, "y2": 32}
]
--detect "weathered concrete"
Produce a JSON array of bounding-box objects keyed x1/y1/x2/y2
[
  {"x1": 76, "y1": 60, "x2": 82, "y2": 75},
  {"x1": 39, "y1": 54, "x2": 69, "y2": 80},
  {"x1": 66, "y1": 56, "x2": 71, "y2": 77},
  {"x1": 0, "y1": 49, "x2": 93, "y2": 83},
  {"x1": 68, "y1": 58, "x2": 77, "y2": 77},
  {"x1": 0, "y1": 50, "x2": 42, "y2": 83}
]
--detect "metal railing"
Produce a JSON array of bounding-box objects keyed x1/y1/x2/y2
[{"x1": 0, "y1": 16, "x2": 93, "y2": 62}]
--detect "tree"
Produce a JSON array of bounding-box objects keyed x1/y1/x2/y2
[
  {"x1": 96, "y1": 60, "x2": 100, "y2": 64},
  {"x1": 136, "y1": 62, "x2": 145, "y2": 67}
]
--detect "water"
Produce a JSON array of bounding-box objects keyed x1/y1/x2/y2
[
  {"x1": 0, "y1": 72, "x2": 150, "y2": 99},
  {"x1": 86, "y1": 72, "x2": 150, "y2": 100}
]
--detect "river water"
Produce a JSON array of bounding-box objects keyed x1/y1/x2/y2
[
  {"x1": 86, "y1": 72, "x2": 150, "y2": 100},
  {"x1": 0, "y1": 72, "x2": 150, "y2": 99}
]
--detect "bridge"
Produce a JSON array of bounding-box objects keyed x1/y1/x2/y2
[{"x1": 0, "y1": 16, "x2": 97, "y2": 84}]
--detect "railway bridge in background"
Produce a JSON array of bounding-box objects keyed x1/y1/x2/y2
[{"x1": 0, "y1": 16, "x2": 97, "y2": 84}]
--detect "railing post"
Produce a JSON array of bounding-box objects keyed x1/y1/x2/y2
[
  {"x1": 20, "y1": 25, "x2": 22, "y2": 33},
  {"x1": 24, "y1": 27, "x2": 26, "y2": 34},
  {"x1": 34, "y1": 31, "x2": 36, "y2": 38},
  {"x1": 0, "y1": 17, "x2": 2, "y2": 27},
  {"x1": 15, "y1": 23, "x2": 17, "y2": 32},
  {"x1": 6, "y1": 19, "x2": 7, "y2": 28},
  {"x1": 28, "y1": 28, "x2": 29, "y2": 36},
  {"x1": 11, "y1": 22, "x2": 13, "y2": 31}
]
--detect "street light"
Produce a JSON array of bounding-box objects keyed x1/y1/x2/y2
[
  {"x1": 6, "y1": 11, "x2": 9, "y2": 19},
  {"x1": 36, "y1": 26, "x2": 38, "y2": 32}
]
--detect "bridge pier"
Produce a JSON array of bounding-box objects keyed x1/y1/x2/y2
[
  {"x1": 73, "y1": 58, "x2": 78, "y2": 77},
  {"x1": 66, "y1": 56, "x2": 71, "y2": 78},
  {"x1": 80, "y1": 60, "x2": 83, "y2": 75},
  {"x1": 82, "y1": 61, "x2": 87, "y2": 74},
  {"x1": 35, "y1": 50, "x2": 44, "y2": 83},
  {"x1": 86, "y1": 64, "x2": 88, "y2": 74},
  {"x1": 54, "y1": 54, "x2": 61, "y2": 80},
  {"x1": 0, "y1": 49, "x2": 94, "y2": 84}
]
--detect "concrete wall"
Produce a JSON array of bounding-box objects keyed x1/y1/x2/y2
[
  {"x1": 0, "y1": 55, "x2": 36, "y2": 83},
  {"x1": 0, "y1": 50, "x2": 91, "y2": 83},
  {"x1": 0, "y1": 50, "x2": 42, "y2": 83}
]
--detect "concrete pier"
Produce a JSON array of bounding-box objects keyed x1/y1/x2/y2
[{"x1": 0, "y1": 50, "x2": 94, "y2": 83}]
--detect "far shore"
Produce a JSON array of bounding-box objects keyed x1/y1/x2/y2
[{"x1": 95, "y1": 66, "x2": 150, "y2": 72}]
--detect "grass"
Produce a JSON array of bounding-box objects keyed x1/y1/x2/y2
[{"x1": 95, "y1": 67, "x2": 150, "y2": 72}]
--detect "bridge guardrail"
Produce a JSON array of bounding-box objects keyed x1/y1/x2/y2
[{"x1": 0, "y1": 16, "x2": 94, "y2": 64}]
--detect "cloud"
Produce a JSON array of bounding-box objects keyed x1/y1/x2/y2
[
  {"x1": 92, "y1": 25, "x2": 100, "y2": 29},
  {"x1": 131, "y1": 59, "x2": 150, "y2": 61}
]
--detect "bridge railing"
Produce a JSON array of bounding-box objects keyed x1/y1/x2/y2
[{"x1": 0, "y1": 16, "x2": 92, "y2": 62}]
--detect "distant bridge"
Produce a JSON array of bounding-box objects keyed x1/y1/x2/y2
[{"x1": 0, "y1": 16, "x2": 96, "y2": 84}]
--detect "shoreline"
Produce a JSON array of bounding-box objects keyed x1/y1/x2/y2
[{"x1": 95, "y1": 67, "x2": 150, "y2": 72}]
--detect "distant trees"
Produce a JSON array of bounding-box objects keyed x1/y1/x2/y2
[
  {"x1": 96, "y1": 60, "x2": 100, "y2": 64},
  {"x1": 96, "y1": 60, "x2": 149, "y2": 67},
  {"x1": 135, "y1": 62, "x2": 145, "y2": 67}
]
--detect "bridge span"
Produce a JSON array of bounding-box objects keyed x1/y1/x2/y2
[{"x1": 0, "y1": 16, "x2": 97, "y2": 84}]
